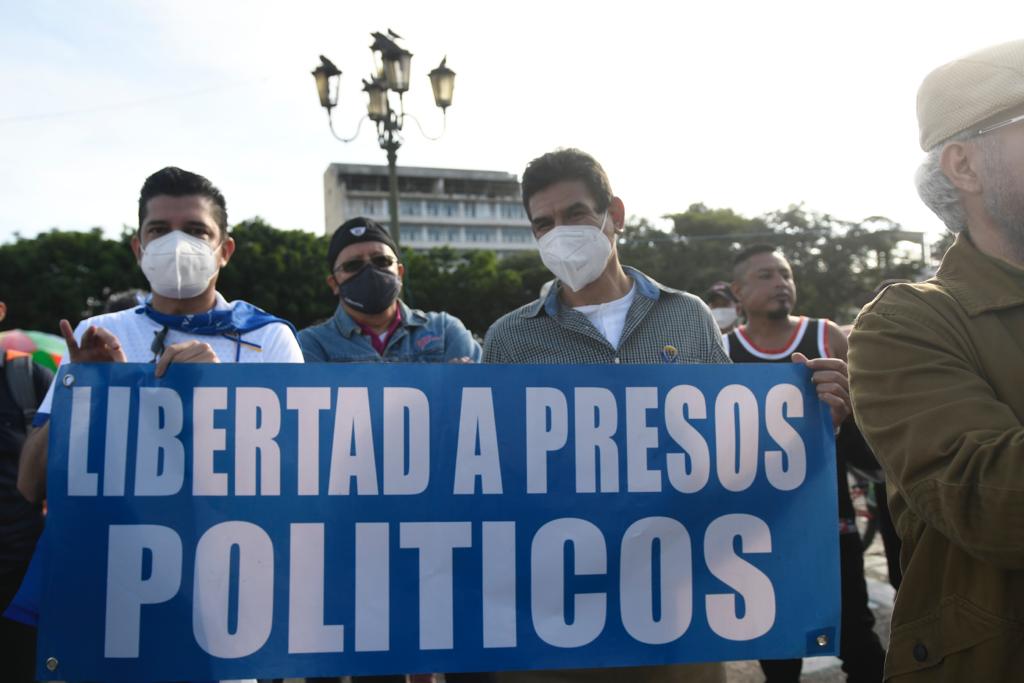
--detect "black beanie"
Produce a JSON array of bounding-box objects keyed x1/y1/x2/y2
[{"x1": 326, "y1": 217, "x2": 400, "y2": 269}]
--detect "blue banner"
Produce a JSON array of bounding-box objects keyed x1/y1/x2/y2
[{"x1": 39, "y1": 363, "x2": 840, "y2": 681}]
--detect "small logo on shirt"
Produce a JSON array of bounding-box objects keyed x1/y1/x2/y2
[
  {"x1": 661, "y1": 344, "x2": 679, "y2": 363},
  {"x1": 350, "y1": 226, "x2": 367, "y2": 236},
  {"x1": 416, "y1": 334, "x2": 440, "y2": 351}
]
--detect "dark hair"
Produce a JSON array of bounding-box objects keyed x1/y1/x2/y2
[
  {"x1": 520, "y1": 148, "x2": 613, "y2": 219},
  {"x1": 704, "y1": 281, "x2": 737, "y2": 305},
  {"x1": 732, "y1": 243, "x2": 781, "y2": 279},
  {"x1": 138, "y1": 167, "x2": 228, "y2": 238}
]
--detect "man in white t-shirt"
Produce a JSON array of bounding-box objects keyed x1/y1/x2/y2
[{"x1": 17, "y1": 166, "x2": 303, "y2": 503}]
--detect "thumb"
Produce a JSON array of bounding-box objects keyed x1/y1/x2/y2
[{"x1": 790, "y1": 351, "x2": 808, "y2": 365}]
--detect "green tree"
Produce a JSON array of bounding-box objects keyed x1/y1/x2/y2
[
  {"x1": 931, "y1": 231, "x2": 955, "y2": 262},
  {"x1": 216, "y1": 218, "x2": 332, "y2": 330},
  {"x1": 618, "y1": 204, "x2": 927, "y2": 323},
  {"x1": 403, "y1": 248, "x2": 549, "y2": 336},
  {"x1": 0, "y1": 228, "x2": 142, "y2": 332},
  {"x1": 768, "y1": 208, "x2": 924, "y2": 320},
  {"x1": 618, "y1": 204, "x2": 769, "y2": 297},
  {"x1": 0, "y1": 208, "x2": 932, "y2": 337}
]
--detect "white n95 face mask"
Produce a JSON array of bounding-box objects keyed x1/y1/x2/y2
[
  {"x1": 140, "y1": 230, "x2": 220, "y2": 299},
  {"x1": 537, "y1": 212, "x2": 612, "y2": 292},
  {"x1": 711, "y1": 306, "x2": 739, "y2": 331}
]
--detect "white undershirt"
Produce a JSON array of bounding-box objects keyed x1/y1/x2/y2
[{"x1": 573, "y1": 284, "x2": 636, "y2": 349}]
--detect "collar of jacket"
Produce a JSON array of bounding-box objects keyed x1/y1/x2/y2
[
  {"x1": 331, "y1": 299, "x2": 427, "y2": 338},
  {"x1": 937, "y1": 233, "x2": 1024, "y2": 316},
  {"x1": 520, "y1": 266, "x2": 667, "y2": 319}
]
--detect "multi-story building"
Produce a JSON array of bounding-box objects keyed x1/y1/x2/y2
[{"x1": 323, "y1": 163, "x2": 534, "y2": 252}]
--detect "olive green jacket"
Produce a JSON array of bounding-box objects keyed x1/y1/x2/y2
[{"x1": 849, "y1": 234, "x2": 1024, "y2": 681}]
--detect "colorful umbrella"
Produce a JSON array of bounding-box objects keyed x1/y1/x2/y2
[{"x1": 0, "y1": 329, "x2": 66, "y2": 371}]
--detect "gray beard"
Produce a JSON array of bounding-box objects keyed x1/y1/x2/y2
[{"x1": 980, "y1": 142, "x2": 1024, "y2": 262}]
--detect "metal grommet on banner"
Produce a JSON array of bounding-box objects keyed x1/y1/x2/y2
[
  {"x1": 805, "y1": 627, "x2": 837, "y2": 655},
  {"x1": 45, "y1": 657, "x2": 58, "y2": 671},
  {"x1": 62, "y1": 373, "x2": 75, "y2": 387}
]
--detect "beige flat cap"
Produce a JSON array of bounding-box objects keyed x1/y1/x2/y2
[{"x1": 917, "y1": 39, "x2": 1024, "y2": 151}]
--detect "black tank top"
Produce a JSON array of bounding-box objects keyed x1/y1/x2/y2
[
  {"x1": 724, "y1": 316, "x2": 828, "y2": 364},
  {"x1": 724, "y1": 317, "x2": 858, "y2": 530}
]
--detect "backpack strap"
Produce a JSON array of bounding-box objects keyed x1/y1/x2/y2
[{"x1": 3, "y1": 352, "x2": 39, "y2": 430}]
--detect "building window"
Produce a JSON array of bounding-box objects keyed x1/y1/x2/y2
[
  {"x1": 400, "y1": 200, "x2": 423, "y2": 216},
  {"x1": 448, "y1": 228, "x2": 462, "y2": 242},
  {"x1": 503, "y1": 228, "x2": 533, "y2": 243},
  {"x1": 463, "y1": 202, "x2": 477, "y2": 218},
  {"x1": 361, "y1": 199, "x2": 378, "y2": 215},
  {"x1": 426, "y1": 201, "x2": 441, "y2": 216},
  {"x1": 444, "y1": 201, "x2": 458, "y2": 216},
  {"x1": 402, "y1": 225, "x2": 421, "y2": 241},
  {"x1": 500, "y1": 203, "x2": 526, "y2": 219},
  {"x1": 467, "y1": 228, "x2": 494, "y2": 242},
  {"x1": 428, "y1": 227, "x2": 444, "y2": 242}
]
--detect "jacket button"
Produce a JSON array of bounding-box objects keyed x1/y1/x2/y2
[{"x1": 913, "y1": 643, "x2": 928, "y2": 662}]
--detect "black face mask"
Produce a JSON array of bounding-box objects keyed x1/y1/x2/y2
[{"x1": 338, "y1": 265, "x2": 402, "y2": 314}]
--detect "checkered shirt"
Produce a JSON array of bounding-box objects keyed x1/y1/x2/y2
[{"x1": 482, "y1": 267, "x2": 730, "y2": 365}]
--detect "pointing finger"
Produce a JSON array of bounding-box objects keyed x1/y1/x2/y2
[{"x1": 59, "y1": 319, "x2": 79, "y2": 354}]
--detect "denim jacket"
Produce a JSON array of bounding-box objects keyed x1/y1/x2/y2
[{"x1": 298, "y1": 300, "x2": 481, "y2": 363}]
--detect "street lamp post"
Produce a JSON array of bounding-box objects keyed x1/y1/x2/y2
[{"x1": 312, "y1": 32, "x2": 455, "y2": 247}]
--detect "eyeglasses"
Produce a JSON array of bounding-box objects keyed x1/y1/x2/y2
[
  {"x1": 977, "y1": 112, "x2": 1024, "y2": 136},
  {"x1": 334, "y1": 254, "x2": 397, "y2": 275}
]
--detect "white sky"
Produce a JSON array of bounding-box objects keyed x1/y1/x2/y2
[{"x1": 1, "y1": 1, "x2": 1021, "y2": 245}]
